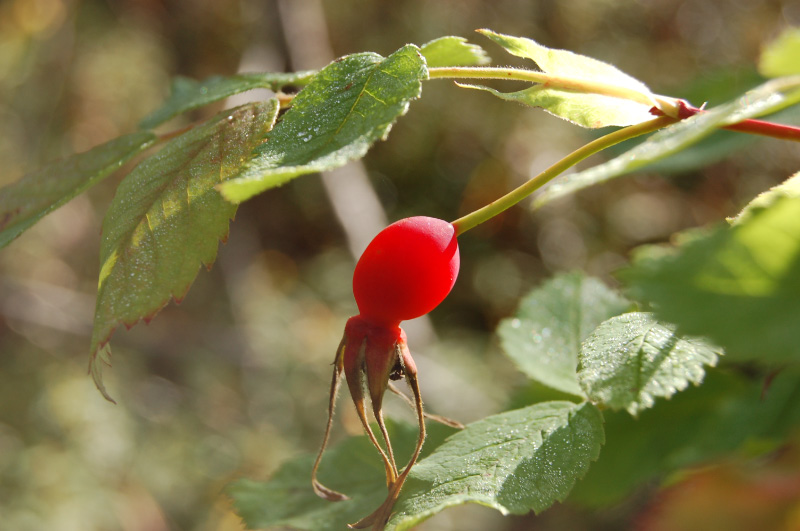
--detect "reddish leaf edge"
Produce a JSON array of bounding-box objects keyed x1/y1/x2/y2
[
  {"x1": 87, "y1": 227, "x2": 235, "y2": 404},
  {"x1": 86, "y1": 100, "x2": 280, "y2": 404}
]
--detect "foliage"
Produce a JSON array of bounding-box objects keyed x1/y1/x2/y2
[
  {"x1": 497, "y1": 272, "x2": 631, "y2": 397},
  {"x1": 419, "y1": 36, "x2": 491, "y2": 68},
  {"x1": 218, "y1": 45, "x2": 428, "y2": 203},
  {"x1": 231, "y1": 402, "x2": 603, "y2": 530},
  {"x1": 570, "y1": 367, "x2": 800, "y2": 507},
  {"x1": 623, "y1": 173, "x2": 800, "y2": 364},
  {"x1": 139, "y1": 71, "x2": 316, "y2": 130},
  {"x1": 534, "y1": 76, "x2": 800, "y2": 205},
  {"x1": 577, "y1": 312, "x2": 720, "y2": 416},
  {"x1": 2, "y1": 19, "x2": 800, "y2": 531},
  {"x1": 464, "y1": 30, "x2": 657, "y2": 128},
  {"x1": 759, "y1": 27, "x2": 800, "y2": 78},
  {"x1": 0, "y1": 132, "x2": 156, "y2": 248},
  {"x1": 89, "y1": 101, "x2": 280, "y2": 401}
]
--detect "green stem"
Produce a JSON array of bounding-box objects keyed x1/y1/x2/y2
[
  {"x1": 450, "y1": 116, "x2": 675, "y2": 235},
  {"x1": 428, "y1": 66, "x2": 681, "y2": 117}
]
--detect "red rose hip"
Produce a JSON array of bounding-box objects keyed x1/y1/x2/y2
[{"x1": 353, "y1": 216, "x2": 460, "y2": 326}]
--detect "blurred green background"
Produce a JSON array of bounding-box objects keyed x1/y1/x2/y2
[{"x1": 1, "y1": 1, "x2": 800, "y2": 530}]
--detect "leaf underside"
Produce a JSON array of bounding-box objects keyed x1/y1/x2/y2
[
  {"x1": 535, "y1": 76, "x2": 800, "y2": 206},
  {"x1": 498, "y1": 272, "x2": 631, "y2": 396},
  {"x1": 89, "y1": 100, "x2": 280, "y2": 401},
  {"x1": 474, "y1": 29, "x2": 656, "y2": 128},
  {"x1": 227, "y1": 401, "x2": 604, "y2": 530},
  {"x1": 459, "y1": 82, "x2": 654, "y2": 129},
  {"x1": 0, "y1": 131, "x2": 156, "y2": 249},
  {"x1": 219, "y1": 44, "x2": 427, "y2": 203},
  {"x1": 622, "y1": 176, "x2": 800, "y2": 364},
  {"x1": 578, "y1": 312, "x2": 721, "y2": 416}
]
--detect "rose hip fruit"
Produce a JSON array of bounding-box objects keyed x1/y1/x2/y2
[
  {"x1": 353, "y1": 216, "x2": 460, "y2": 326},
  {"x1": 312, "y1": 216, "x2": 461, "y2": 530}
]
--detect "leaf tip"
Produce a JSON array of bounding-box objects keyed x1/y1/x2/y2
[
  {"x1": 89, "y1": 343, "x2": 117, "y2": 404},
  {"x1": 216, "y1": 181, "x2": 245, "y2": 204}
]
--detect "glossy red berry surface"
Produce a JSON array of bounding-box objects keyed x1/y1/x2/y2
[{"x1": 353, "y1": 216, "x2": 460, "y2": 326}]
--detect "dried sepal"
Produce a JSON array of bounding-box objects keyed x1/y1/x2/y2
[
  {"x1": 311, "y1": 338, "x2": 349, "y2": 501},
  {"x1": 350, "y1": 341, "x2": 426, "y2": 530},
  {"x1": 344, "y1": 332, "x2": 399, "y2": 487},
  {"x1": 312, "y1": 315, "x2": 434, "y2": 530}
]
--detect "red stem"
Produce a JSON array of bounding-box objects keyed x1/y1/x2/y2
[
  {"x1": 716, "y1": 117, "x2": 800, "y2": 140},
  {"x1": 652, "y1": 101, "x2": 800, "y2": 142}
]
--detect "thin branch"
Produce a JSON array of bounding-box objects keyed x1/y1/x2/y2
[{"x1": 451, "y1": 116, "x2": 676, "y2": 235}]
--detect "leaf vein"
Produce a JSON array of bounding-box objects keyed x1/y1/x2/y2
[{"x1": 363, "y1": 89, "x2": 387, "y2": 105}]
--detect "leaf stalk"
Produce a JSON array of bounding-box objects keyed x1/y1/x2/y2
[{"x1": 428, "y1": 66, "x2": 681, "y2": 117}]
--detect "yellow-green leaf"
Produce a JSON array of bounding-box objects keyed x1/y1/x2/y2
[
  {"x1": 420, "y1": 36, "x2": 490, "y2": 68},
  {"x1": 89, "y1": 100, "x2": 280, "y2": 401},
  {"x1": 623, "y1": 184, "x2": 800, "y2": 364},
  {"x1": 536, "y1": 76, "x2": 800, "y2": 205},
  {"x1": 474, "y1": 29, "x2": 656, "y2": 127},
  {"x1": 759, "y1": 27, "x2": 800, "y2": 78},
  {"x1": 228, "y1": 402, "x2": 604, "y2": 530}
]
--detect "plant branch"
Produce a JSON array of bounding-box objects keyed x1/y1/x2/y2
[
  {"x1": 434, "y1": 68, "x2": 800, "y2": 234},
  {"x1": 451, "y1": 116, "x2": 676, "y2": 235},
  {"x1": 669, "y1": 101, "x2": 800, "y2": 142}
]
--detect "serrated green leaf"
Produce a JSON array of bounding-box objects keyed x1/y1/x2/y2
[
  {"x1": 389, "y1": 401, "x2": 604, "y2": 529},
  {"x1": 219, "y1": 45, "x2": 427, "y2": 203},
  {"x1": 571, "y1": 368, "x2": 800, "y2": 507},
  {"x1": 498, "y1": 272, "x2": 631, "y2": 397},
  {"x1": 759, "y1": 27, "x2": 800, "y2": 78},
  {"x1": 420, "y1": 36, "x2": 490, "y2": 68},
  {"x1": 731, "y1": 171, "x2": 800, "y2": 224},
  {"x1": 535, "y1": 76, "x2": 800, "y2": 205},
  {"x1": 228, "y1": 421, "x2": 449, "y2": 531},
  {"x1": 228, "y1": 402, "x2": 603, "y2": 530},
  {"x1": 475, "y1": 29, "x2": 656, "y2": 127},
  {"x1": 140, "y1": 71, "x2": 314, "y2": 129},
  {"x1": 89, "y1": 100, "x2": 280, "y2": 401},
  {"x1": 0, "y1": 131, "x2": 156, "y2": 249},
  {"x1": 622, "y1": 186, "x2": 800, "y2": 364},
  {"x1": 578, "y1": 312, "x2": 721, "y2": 416}
]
